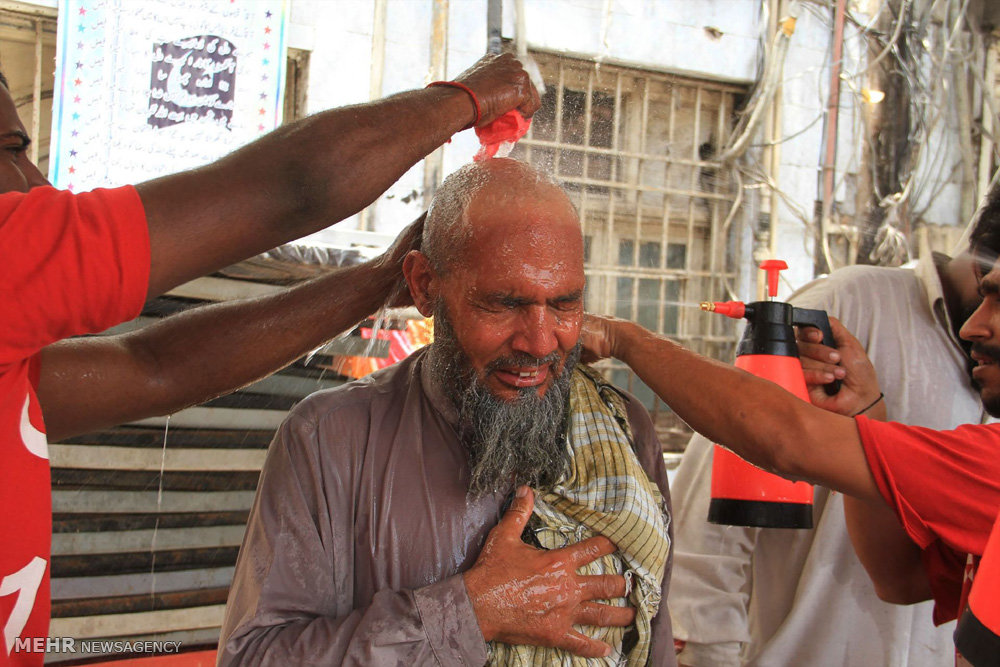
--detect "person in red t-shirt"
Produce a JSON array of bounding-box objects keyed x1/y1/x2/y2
[
  {"x1": 0, "y1": 56, "x2": 540, "y2": 665},
  {"x1": 581, "y1": 180, "x2": 1000, "y2": 660}
]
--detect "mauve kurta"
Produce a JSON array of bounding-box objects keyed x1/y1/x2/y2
[{"x1": 218, "y1": 348, "x2": 675, "y2": 666}]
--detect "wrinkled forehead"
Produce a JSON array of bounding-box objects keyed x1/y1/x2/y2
[
  {"x1": 462, "y1": 185, "x2": 582, "y2": 264},
  {"x1": 445, "y1": 229, "x2": 585, "y2": 308}
]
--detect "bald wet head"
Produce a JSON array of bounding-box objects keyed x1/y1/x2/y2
[
  {"x1": 406, "y1": 159, "x2": 585, "y2": 496},
  {"x1": 422, "y1": 158, "x2": 580, "y2": 275}
]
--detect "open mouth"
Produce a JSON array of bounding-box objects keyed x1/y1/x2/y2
[
  {"x1": 972, "y1": 350, "x2": 998, "y2": 367},
  {"x1": 970, "y1": 348, "x2": 999, "y2": 380},
  {"x1": 494, "y1": 364, "x2": 551, "y2": 388}
]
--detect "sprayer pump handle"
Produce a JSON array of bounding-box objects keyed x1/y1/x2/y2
[
  {"x1": 792, "y1": 306, "x2": 843, "y2": 396},
  {"x1": 759, "y1": 259, "x2": 788, "y2": 298}
]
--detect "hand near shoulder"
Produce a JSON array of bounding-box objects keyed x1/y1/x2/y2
[
  {"x1": 797, "y1": 316, "x2": 886, "y2": 419},
  {"x1": 463, "y1": 486, "x2": 635, "y2": 658}
]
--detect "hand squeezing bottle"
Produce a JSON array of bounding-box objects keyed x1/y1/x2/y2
[{"x1": 700, "y1": 259, "x2": 840, "y2": 529}]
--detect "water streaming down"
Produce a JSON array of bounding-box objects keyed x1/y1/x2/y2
[
  {"x1": 149, "y1": 415, "x2": 169, "y2": 604},
  {"x1": 329, "y1": 276, "x2": 413, "y2": 375},
  {"x1": 367, "y1": 275, "x2": 415, "y2": 357}
]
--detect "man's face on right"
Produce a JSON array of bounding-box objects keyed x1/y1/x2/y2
[
  {"x1": 0, "y1": 84, "x2": 49, "y2": 194},
  {"x1": 960, "y1": 253, "x2": 1000, "y2": 416}
]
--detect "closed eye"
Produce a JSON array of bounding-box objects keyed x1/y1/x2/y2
[
  {"x1": 2, "y1": 132, "x2": 30, "y2": 156},
  {"x1": 550, "y1": 291, "x2": 583, "y2": 310}
]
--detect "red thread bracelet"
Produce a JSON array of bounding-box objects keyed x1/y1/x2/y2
[{"x1": 428, "y1": 80, "x2": 481, "y2": 130}]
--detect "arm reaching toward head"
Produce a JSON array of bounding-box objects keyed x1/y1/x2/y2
[
  {"x1": 37, "y1": 215, "x2": 423, "y2": 441},
  {"x1": 136, "y1": 53, "x2": 540, "y2": 299},
  {"x1": 581, "y1": 314, "x2": 879, "y2": 501},
  {"x1": 583, "y1": 313, "x2": 931, "y2": 604}
]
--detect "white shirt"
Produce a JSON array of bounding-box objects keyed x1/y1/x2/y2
[{"x1": 669, "y1": 255, "x2": 990, "y2": 666}]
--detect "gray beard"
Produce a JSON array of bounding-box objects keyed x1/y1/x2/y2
[{"x1": 428, "y1": 304, "x2": 581, "y2": 498}]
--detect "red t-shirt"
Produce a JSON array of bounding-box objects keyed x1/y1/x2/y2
[
  {"x1": 0, "y1": 186, "x2": 149, "y2": 664},
  {"x1": 856, "y1": 416, "x2": 1000, "y2": 624}
]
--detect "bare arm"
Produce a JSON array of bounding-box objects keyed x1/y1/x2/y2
[
  {"x1": 592, "y1": 313, "x2": 929, "y2": 605},
  {"x1": 136, "y1": 53, "x2": 539, "y2": 298},
  {"x1": 37, "y1": 216, "x2": 422, "y2": 441},
  {"x1": 796, "y1": 325, "x2": 932, "y2": 603},
  {"x1": 582, "y1": 314, "x2": 880, "y2": 502},
  {"x1": 843, "y1": 495, "x2": 931, "y2": 603}
]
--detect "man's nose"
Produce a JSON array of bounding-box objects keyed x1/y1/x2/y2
[
  {"x1": 511, "y1": 305, "x2": 558, "y2": 359},
  {"x1": 960, "y1": 300, "x2": 992, "y2": 342}
]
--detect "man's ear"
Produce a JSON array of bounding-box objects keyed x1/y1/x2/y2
[{"x1": 402, "y1": 250, "x2": 437, "y2": 317}]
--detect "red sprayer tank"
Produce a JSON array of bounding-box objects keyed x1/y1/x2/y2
[
  {"x1": 954, "y1": 510, "x2": 1000, "y2": 666},
  {"x1": 701, "y1": 259, "x2": 840, "y2": 529}
]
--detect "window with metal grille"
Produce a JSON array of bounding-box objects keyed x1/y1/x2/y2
[
  {"x1": 283, "y1": 47, "x2": 310, "y2": 125},
  {"x1": 0, "y1": 6, "x2": 56, "y2": 177},
  {"x1": 512, "y1": 52, "x2": 747, "y2": 450}
]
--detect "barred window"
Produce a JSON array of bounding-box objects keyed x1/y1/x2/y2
[
  {"x1": 0, "y1": 6, "x2": 57, "y2": 176},
  {"x1": 512, "y1": 52, "x2": 747, "y2": 449}
]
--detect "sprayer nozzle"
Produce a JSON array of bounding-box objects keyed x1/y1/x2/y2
[{"x1": 702, "y1": 301, "x2": 746, "y2": 319}]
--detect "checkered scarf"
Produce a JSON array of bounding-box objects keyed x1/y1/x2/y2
[{"x1": 488, "y1": 365, "x2": 671, "y2": 666}]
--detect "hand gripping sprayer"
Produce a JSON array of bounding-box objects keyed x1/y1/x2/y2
[{"x1": 700, "y1": 259, "x2": 840, "y2": 529}]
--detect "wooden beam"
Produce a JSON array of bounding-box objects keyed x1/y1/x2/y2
[
  {"x1": 50, "y1": 445, "x2": 266, "y2": 472},
  {"x1": 59, "y1": 427, "x2": 274, "y2": 449},
  {"x1": 53, "y1": 547, "x2": 240, "y2": 578},
  {"x1": 52, "y1": 525, "x2": 246, "y2": 556},
  {"x1": 128, "y1": 407, "x2": 287, "y2": 431},
  {"x1": 52, "y1": 490, "x2": 256, "y2": 514},
  {"x1": 49, "y1": 604, "x2": 226, "y2": 639},
  {"x1": 165, "y1": 277, "x2": 282, "y2": 302},
  {"x1": 53, "y1": 566, "x2": 235, "y2": 600},
  {"x1": 52, "y1": 587, "x2": 230, "y2": 618},
  {"x1": 51, "y1": 468, "x2": 259, "y2": 492},
  {"x1": 53, "y1": 511, "x2": 249, "y2": 534}
]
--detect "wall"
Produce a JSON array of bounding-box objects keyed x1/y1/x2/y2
[
  {"x1": 11, "y1": 0, "x2": 975, "y2": 294},
  {"x1": 287, "y1": 0, "x2": 971, "y2": 297},
  {"x1": 287, "y1": 0, "x2": 771, "y2": 266}
]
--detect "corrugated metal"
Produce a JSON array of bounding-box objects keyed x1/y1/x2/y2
[{"x1": 47, "y1": 271, "x2": 360, "y2": 663}]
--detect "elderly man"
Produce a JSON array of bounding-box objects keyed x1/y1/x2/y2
[
  {"x1": 218, "y1": 159, "x2": 676, "y2": 665},
  {"x1": 2, "y1": 53, "x2": 538, "y2": 664}
]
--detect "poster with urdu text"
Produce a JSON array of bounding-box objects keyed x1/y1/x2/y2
[{"x1": 51, "y1": 0, "x2": 287, "y2": 191}]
